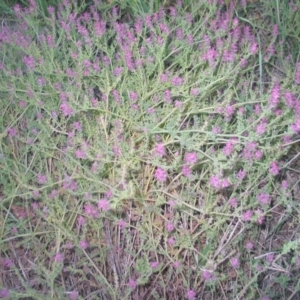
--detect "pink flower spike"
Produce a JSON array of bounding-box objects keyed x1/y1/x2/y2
[
  {"x1": 202, "y1": 270, "x2": 213, "y2": 281},
  {"x1": 150, "y1": 261, "x2": 159, "y2": 269},
  {"x1": 186, "y1": 289, "x2": 196, "y2": 300},
  {"x1": 69, "y1": 291, "x2": 79, "y2": 300},
  {"x1": 7, "y1": 127, "x2": 17, "y2": 137},
  {"x1": 54, "y1": 253, "x2": 64, "y2": 263},
  {"x1": 0, "y1": 289, "x2": 10, "y2": 298},
  {"x1": 154, "y1": 143, "x2": 166, "y2": 157},
  {"x1": 229, "y1": 198, "x2": 238, "y2": 208},
  {"x1": 154, "y1": 167, "x2": 167, "y2": 182},
  {"x1": 182, "y1": 164, "x2": 192, "y2": 177},
  {"x1": 172, "y1": 261, "x2": 181, "y2": 268},
  {"x1": 75, "y1": 149, "x2": 86, "y2": 159},
  {"x1": 168, "y1": 236, "x2": 176, "y2": 245},
  {"x1": 184, "y1": 152, "x2": 197, "y2": 164},
  {"x1": 242, "y1": 210, "x2": 253, "y2": 221},
  {"x1": 166, "y1": 222, "x2": 174, "y2": 232},
  {"x1": 269, "y1": 162, "x2": 280, "y2": 176},
  {"x1": 37, "y1": 174, "x2": 47, "y2": 184},
  {"x1": 230, "y1": 257, "x2": 240, "y2": 269},
  {"x1": 98, "y1": 199, "x2": 111, "y2": 211},
  {"x1": 118, "y1": 220, "x2": 126, "y2": 229},
  {"x1": 79, "y1": 240, "x2": 89, "y2": 249},
  {"x1": 128, "y1": 278, "x2": 137, "y2": 289},
  {"x1": 257, "y1": 193, "x2": 271, "y2": 205}
]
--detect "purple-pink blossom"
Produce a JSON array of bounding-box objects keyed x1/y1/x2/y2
[
  {"x1": 98, "y1": 199, "x2": 111, "y2": 211},
  {"x1": 242, "y1": 210, "x2": 253, "y2": 222},
  {"x1": 269, "y1": 162, "x2": 280, "y2": 176},
  {"x1": 223, "y1": 141, "x2": 234, "y2": 156},
  {"x1": 166, "y1": 222, "x2": 174, "y2": 232},
  {"x1": 79, "y1": 240, "x2": 89, "y2": 249},
  {"x1": 171, "y1": 77, "x2": 184, "y2": 86},
  {"x1": 60, "y1": 102, "x2": 74, "y2": 116},
  {"x1": 182, "y1": 165, "x2": 192, "y2": 177},
  {"x1": 75, "y1": 149, "x2": 86, "y2": 159},
  {"x1": 154, "y1": 167, "x2": 167, "y2": 182},
  {"x1": 150, "y1": 261, "x2": 159, "y2": 269},
  {"x1": 154, "y1": 143, "x2": 166, "y2": 157},
  {"x1": 184, "y1": 152, "x2": 197, "y2": 164},
  {"x1": 128, "y1": 278, "x2": 137, "y2": 289},
  {"x1": 37, "y1": 174, "x2": 47, "y2": 184},
  {"x1": 230, "y1": 257, "x2": 240, "y2": 269},
  {"x1": 186, "y1": 289, "x2": 196, "y2": 300},
  {"x1": 202, "y1": 270, "x2": 213, "y2": 281},
  {"x1": 257, "y1": 193, "x2": 271, "y2": 205}
]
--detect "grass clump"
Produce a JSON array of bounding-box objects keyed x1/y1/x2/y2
[{"x1": 0, "y1": 0, "x2": 300, "y2": 299}]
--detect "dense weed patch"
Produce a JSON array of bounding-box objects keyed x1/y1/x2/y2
[{"x1": 0, "y1": 0, "x2": 300, "y2": 299}]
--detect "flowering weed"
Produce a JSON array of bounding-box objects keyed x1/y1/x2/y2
[{"x1": 0, "y1": 0, "x2": 300, "y2": 299}]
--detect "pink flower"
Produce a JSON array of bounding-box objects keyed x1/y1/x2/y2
[
  {"x1": 166, "y1": 222, "x2": 174, "y2": 232},
  {"x1": 223, "y1": 141, "x2": 234, "y2": 156},
  {"x1": 98, "y1": 199, "x2": 111, "y2": 211},
  {"x1": 60, "y1": 102, "x2": 74, "y2": 116},
  {"x1": 0, "y1": 289, "x2": 10, "y2": 298},
  {"x1": 154, "y1": 143, "x2": 166, "y2": 157},
  {"x1": 257, "y1": 193, "x2": 271, "y2": 205},
  {"x1": 191, "y1": 88, "x2": 199, "y2": 96},
  {"x1": 94, "y1": 20, "x2": 106, "y2": 36},
  {"x1": 236, "y1": 169, "x2": 246, "y2": 180},
  {"x1": 202, "y1": 270, "x2": 213, "y2": 281},
  {"x1": 73, "y1": 121, "x2": 82, "y2": 131},
  {"x1": 69, "y1": 291, "x2": 79, "y2": 300},
  {"x1": 297, "y1": 256, "x2": 300, "y2": 267},
  {"x1": 54, "y1": 253, "x2": 64, "y2": 263},
  {"x1": 168, "y1": 237, "x2": 176, "y2": 246},
  {"x1": 84, "y1": 204, "x2": 98, "y2": 218},
  {"x1": 160, "y1": 73, "x2": 168, "y2": 82},
  {"x1": 266, "y1": 253, "x2": 275, "y2": 264},
  {"x1": 154, "y1": 167, "x2": 167, "y2": 182},
  {"x1": 150, "y1": 261, "x2": 159, "y2": 269},
  {"x1": 23, "y1": 55, "x2": 35, "y2": 69},
  {"x1": 291, "y1": 118, "x2": 300, "y2": 134},
  {"x1": 250, "y1": 42, "x2": 258, "y2": 55},
  {"x1": 186, "y1": 289, "x2": 196, "y2": 300},
  {"x1": 212, "y1": 126, "x2": 222, "y2": 134},
  {"x1": 242, "y1": 210, "x2": 253, "y2": 222},
  {"x1": 3, "y1": 259, "x2": 13, "y2": 269},
  {"x1": 75, "y1": 149, "x2": 86, "y2": 159},
  {"x1": 164, "y1": 89, "x2": 172, "y2": 103},
  {"x1": 256, "y1": 121, "x2": 267, "y2": 135},
  {"x1": 175, "y1": 100, "x2": 183, "y2": 108},
  {"x1": 184, "y1": 152, "x2": 197, "y2": 164},
  {"x1": 230, "y1": 257, "x2": 240, "y2": 269},
  {"x1": 182, "y1": 165, "x2": 192, "y2": 177},
  {"x1": 171, "y1": 77, "x2": 184, "y2": 86},
  {"x1": 128, "y1": 278, "x2": 137, "y2": 289},
  {"x1": 256, "y1": 209, "x2": 265, "y2": 225},
  {"x1": 284, "y1": 91, "x2": 294, "y2": 108},
  {"x1": 246, "y1": 241, "x2": 254, "y2": 250},
  {"x1": 281, "y1": 180, "x2": 289, "y2": 190},
  {"x1": 172, "y1": 261, "x2": 181, "y2": 268},
  {"x1": 77, "y1": 215, "x2": 86, "y2": 226},
  {"x1": 118, "y1": 220, "x2": 126, "y2": 229},
  {"x1": 229, "y1": 198, "x2": 238, "y2": 208},
  {"x1": 269, "y1": 82, "x2": 281, "y2": 108},
  {"x1": 79, "y1": 240, "x2": 89, "y2": 249},
  {"x1": 269, "y1": 162, "x2": 280, "y2": 176},
  {"x1": 37, "y1": 174, "x2": 47, "y2": 184},
  {"x1": 254, "y1": 150, "x2": 263, "y2": 160},
  {"x1": 7, "y1": 127, "x2": 17, "y2": 137}
]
